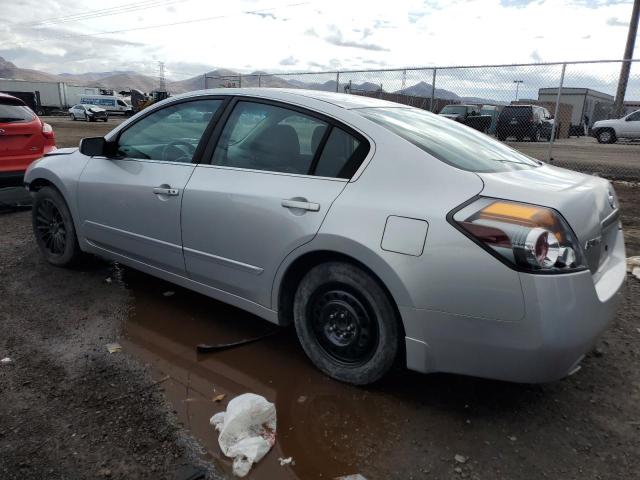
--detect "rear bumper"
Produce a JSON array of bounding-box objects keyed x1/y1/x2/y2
[
  {"x1": 402, "y1": 226, "x2": 626, "y2": 383},
  {"x1": 0, "y1": 170, "x2": 25, "y2": 188}
]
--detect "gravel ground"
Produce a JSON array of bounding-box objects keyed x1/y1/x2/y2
[
  {"x1": 0, "y1": 211, "x2": 219, "y2": 479},
  {"x1": 0, "y1": 114, "x2": 639, "y2": 479}
]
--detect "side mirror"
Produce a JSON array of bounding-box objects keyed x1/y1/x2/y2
[{"x1": 79, "y1": 137, "x2": 107, "y2": 157}]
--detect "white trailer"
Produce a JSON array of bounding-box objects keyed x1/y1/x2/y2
[
  {"x1": 0, "y1": 79, "x2": 102, "y2": 114},
  {"x1": 538, "y1": 87, "x2": 614, "y2": 135}
]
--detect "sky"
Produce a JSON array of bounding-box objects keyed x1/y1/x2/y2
[{"x1": 0, "y1": 0, "x2": 638, "y2": 97}]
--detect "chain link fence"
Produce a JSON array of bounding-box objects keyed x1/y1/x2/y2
[{"x1": 204, "y1": 60, "x2": 639, "y2": 181}]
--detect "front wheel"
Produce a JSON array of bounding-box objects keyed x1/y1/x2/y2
[
  {"x1": 293, "y1": 262, "x2": 400, "y2": 385},
  {"x1": 597, "y1": 129, "x2": 616, "y2": 144},
  {"x1": 70, "y1": 113, "x2": 76, "y2": 121},
  {"x1": 32, "y1": 187, "x2": 82, "y2": 267}
]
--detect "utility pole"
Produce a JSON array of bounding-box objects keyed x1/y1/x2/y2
[
  {"x1": 613, "y1": 0, "x2": 639, "y2": 118},
  {"x1": 158, "y1": 61, "x2": 166, "y2": 92},
  {"x1": 513, "y1": 80, "x2": 523, "y2": 101}
]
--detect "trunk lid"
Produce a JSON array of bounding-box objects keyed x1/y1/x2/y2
[
  {"x1": 477, "y1": 164, "x2": 619, "y2": 275},
  {"x1": 0, "y1": 117, "x2": 44, "y2": 171}
]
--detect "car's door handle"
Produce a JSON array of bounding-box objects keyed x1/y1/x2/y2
[
  {"x1": 153, "y1": 186, "x2": 179, "y2": 196},
  {"x1": 281, "y1": 199, "x2": 320, "y2": 212}
]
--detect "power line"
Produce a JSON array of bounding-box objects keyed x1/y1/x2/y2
[
  {"x1": 8, "y1": 2, "x2": 310, "y2": 48},
  {"x1": 22, "y1": 0, "x2": 187, "y2": 26}
]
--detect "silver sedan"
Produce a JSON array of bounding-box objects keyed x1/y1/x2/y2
[{"x1": 25, "y1": 89, "x2": 626, "y2": 385}]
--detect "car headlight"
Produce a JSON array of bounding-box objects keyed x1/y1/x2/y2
[{"x1": 450, "y1": 198, "x2": 587, "y2": 273}]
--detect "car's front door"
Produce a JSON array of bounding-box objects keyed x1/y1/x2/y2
[
  {"x1": 181, "y1": 99, "x2": 369, "y2": 307},
  {"x1": 620, "y1": 110, "x2": 640, "y2": 138},
  {"x1": 77, "y1": 97, "x2": 225, "y2": 275}
]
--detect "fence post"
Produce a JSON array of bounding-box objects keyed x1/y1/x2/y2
[
  {"x1": 238, "y1": 74, "x2": 242, "y2": 89},
  {"x1": 430, "y1": 69, "x2": 437, "y2": 112},
  {"x1": 336, "y1": 72, "x2": 340, "y2": 92},
  {"x1": 258, "y1": 75, "x2": 261, "y2": 88},
  {"x1": 547, "y1": 63, "x2": 566, "y2": 162},
  {"x1": 203, "y1": 74, "x2": 207, "y2": 89}
]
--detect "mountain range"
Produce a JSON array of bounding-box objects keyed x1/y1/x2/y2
[{"x1": 0, "y1": 56, "x2": 503, "y2": 104}]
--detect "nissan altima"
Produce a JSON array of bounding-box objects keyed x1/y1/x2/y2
[{"x1": 24, "y1": 89, "x2": 626, "y2": 385}]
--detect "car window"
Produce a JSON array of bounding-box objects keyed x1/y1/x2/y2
[
  {"x1": 212, "y1": 101, "x2": 328, "y2": 175},
  {"x1": 313, "y1": 127, "x2": 364, "y2": 178},
  {"x1": 117, "y1": 99, "x2": 223, "y2": 163},
  {"x1": 357, "y1": 107, "x2": 540, "y2": 173},
  {"x1": 0, "y1": 103, "x2": 34, "y2": 123},
  {"x1": 627, "y1": 111, "x2": 640, "y2": 121}
]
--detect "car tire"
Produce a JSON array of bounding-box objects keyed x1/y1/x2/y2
[
  {"x1": 70, "y1": 113, "x2": 76, "y2": 121},
  {"x1": 85, "y1": 115, "x2": 90, "y2": 122},
  {"x1": 597, "y1": 129, "x2": 616, "y2": 144},
  {"x1": 293, "y1": 261, "x2": 400, "y2": 385},
  {"x1": 32, "y1": 187, "x2": 82, "y2": 267},
  {"x1": 532, "y1": 128, "x2": 541, "y2": 142}
]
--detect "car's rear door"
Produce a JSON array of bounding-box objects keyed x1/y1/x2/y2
[
  {"x1": 181, "y1": 98, "x2": 369, "y2": 307},
  {"x1": 77, "y1": 97, "x2": 226, "y2": 275}
]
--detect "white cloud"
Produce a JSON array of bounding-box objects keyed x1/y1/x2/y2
[{"x1": 0, "y1": 0, "x2": 635, "y2": 78}]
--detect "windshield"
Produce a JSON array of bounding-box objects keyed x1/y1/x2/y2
[
  {"x1": 440, "y1": 106, "x2": 467, "y2": 115},
  {"x1": 355, "y1": 107, "x2": 541, "y2": 173},
  {"x1": 0, "y1": 103, "x2": 35, "y2": 123}
]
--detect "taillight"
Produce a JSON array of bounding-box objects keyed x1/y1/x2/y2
[
  {"x1": 452, "y1": 198, "x2": 587, "y2": 273},
  {"x1": 42, "y1": 122, "x2": 55, "y2": 139}
]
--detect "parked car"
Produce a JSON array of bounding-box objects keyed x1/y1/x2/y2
[
  {"x1": 591, "y1": 109, "x2": 640, "y2": 144},
  {"x1": 0, "y1": 93, "x2": 56, "y2": 188},
  {"x1": 68, "y1": 104, "x2": 109, "y2": 122},
  {"x1": 496, "y1": 105, "x2": 554, "y2": 141},
  {"x1": 24, "y1": 89, "x2": 625, "y2": 385},
  {"x1": 439, "y1": 104, "x2": 492, "y2": 132}
]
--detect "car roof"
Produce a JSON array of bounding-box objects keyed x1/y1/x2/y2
[
  {"x1": 0, "y1": 92, "x2": 26, "y2": 106},
  {"x1": 173, "y1": 87, "x2": 404, "y2": 110}
]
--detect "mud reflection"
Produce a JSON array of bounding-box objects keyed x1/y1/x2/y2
[{"x1": 118, "y1": 267, "x2": 534, "y2": 479}]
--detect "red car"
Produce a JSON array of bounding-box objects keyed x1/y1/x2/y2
[{"x1": 0, "y1": 93, "x2": 56, "y2": 187}]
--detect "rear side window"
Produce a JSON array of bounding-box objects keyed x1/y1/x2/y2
[
  {"x1": 356, "y1": 107, "x2": 540, "y2": 173},
  {"x1": 0, "y1": 103, "x2": 34, "y2": 123},
  {"x1": 212, "y1": 101, "x2": 328, "y2": 175},
  {"x1": 313, "y1": 127, "x2": 364, "y2": 178}
]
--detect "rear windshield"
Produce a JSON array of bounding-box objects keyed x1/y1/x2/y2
[
  {"x1": 355, "y1": 107, "x2": 540, "y2": 173},
  {"x1": 0, "y1": 103, "x2": 35, "y2": 123},
  {"x1": 500, "y1": 106, "x2": 532, "y2": 118}
]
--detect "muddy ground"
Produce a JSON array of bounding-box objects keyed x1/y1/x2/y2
[{"x1": 0, "y1": 115, "x2": 639, "y2": 479}]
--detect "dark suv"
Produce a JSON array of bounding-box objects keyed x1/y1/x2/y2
[{"x1": 496, "y1": 105, "x2": 554, "y2": 142}]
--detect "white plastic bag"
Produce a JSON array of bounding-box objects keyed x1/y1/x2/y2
[{"x1": 210, "y1": 393, "x2": 277, "y2": 477}]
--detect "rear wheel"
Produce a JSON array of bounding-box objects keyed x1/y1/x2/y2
[
  {"x1": 532, "y1": 128, "x2": 541, "y2": 142},
  {"x1": 32, "y1": 187, "x2": 82, "y2": 267},
  {"x1": 293, "y1": 262, "x2": 400, "y2": 385}
]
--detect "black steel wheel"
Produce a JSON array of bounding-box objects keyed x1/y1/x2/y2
[
  {"x1": 308, "y1": 287, "x2": 379, "y2": 366},
  {"x1": 294, "y1": 262, "x2": 400, "y2": 385},
  {"x1": 32, "y1": 186, "x2": 81, "y2": 267}
]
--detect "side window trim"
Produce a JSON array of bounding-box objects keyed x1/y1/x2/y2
[
  {"x1": 200, "y1": 96, "x2": 371, "y2": 180},
  {"x1": 112, "y1": 95, "x2": 230, "y2": 164}
]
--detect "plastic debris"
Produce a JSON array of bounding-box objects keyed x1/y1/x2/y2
[
  {"x1": 297, "y1": 395, "x2": 307, "y2": 403},
  {"x1": 627, "y1": 256, "x2": 640, "y2": 273},
  {"x1": 106, "y1": 343, "x2": 122, "y2": 354},
  {"x1": 278, "y1": 457, "x2": 293, "y2": 466},
  {"x1": 210, "y1": 393, "x2": 276, "y2": 477},
  {"x1": 633, "y1": 267, "x2": 640, "y2": 281},
  {"x1": 105, "y1": 277, "x2": 112, "y2": 284},
  {"x1": 1, "y1": 357, "x2": 12, "y2": 364},
  {"x1": 454, "y1": 454, "x2": 468, "y2": 464},
  {"x1": 213, "y1": 394, "x2": 226, "y2": 402},
  {"x1": 163, "y1": 290, "x2": 175, "y2": 297},
  {"x1": 335, "y1": 475, "x2": 368, "y2": 480}
]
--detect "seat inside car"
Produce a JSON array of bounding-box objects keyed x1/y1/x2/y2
[{"x1": 251, "y1": 124, "x2": 302, "y2": 173}]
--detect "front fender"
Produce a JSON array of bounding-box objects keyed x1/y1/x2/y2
[{"x1": 24, "y1": 154, "x2": 90, "y2": 233}]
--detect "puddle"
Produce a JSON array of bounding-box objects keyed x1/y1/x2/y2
[{"x1": 117, "y1": 266, "x2": 512, "y2": 479}]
